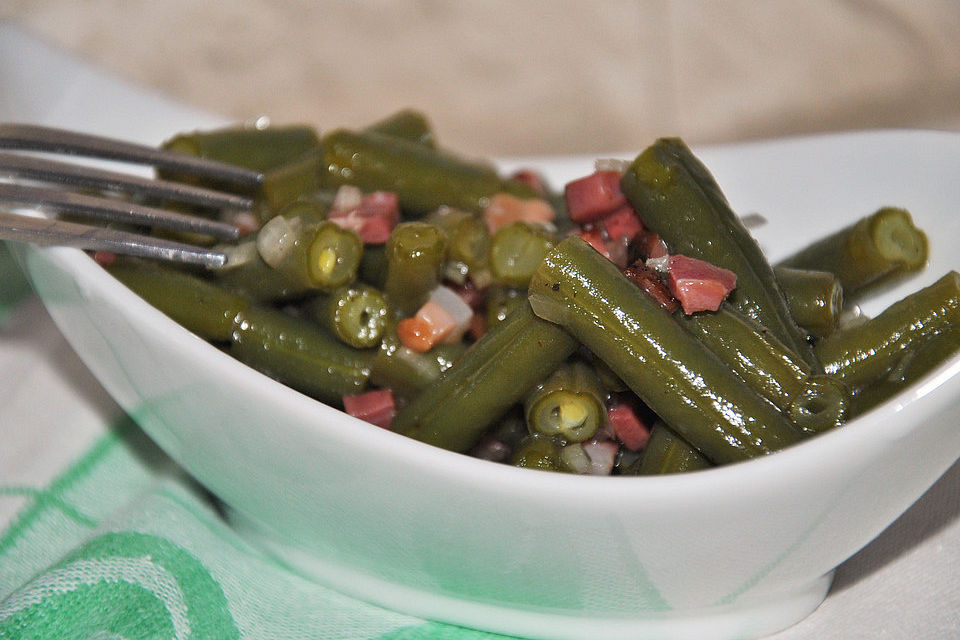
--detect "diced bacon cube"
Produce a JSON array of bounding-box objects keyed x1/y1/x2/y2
[
  {"x1": 635, "y1": 230, "x2": 669, "y2": 260},
  {"x1": 666, "y1": 254, "x2": 737, "y2": 314},
  {"x1": 573, "y1": 228, "x2": 628, "y2": 268},
  {"x1": 607, "y1": 403, "x2": 650, "y2": 451},
  {"x1": 564, "y1": 171, "x2": 627, "y2": 224},
  {"x1": 600, "y1": 205, "x2": 644, "y2": 242},
  {"x1": 482, "y1": 192, "x2": 556, "y2": 234},
  {"x1": 574, "y1": 228, "x2": 608, "y2": 256},
  {"x1": 510, "y1": 168, "x2": 549, "y2": 196},
  {"x1": 343, "y1": 389, "x2": 396, "y2": 429},
  {"x1": 328, "y1": 191, "x2": 399, "y2": 244},
  {"x1": 93, "y1": 251, "x2": 117, "y2": 267},
  {"x1": 623, "y1": 262, "x2": 679, "y2": 313}
]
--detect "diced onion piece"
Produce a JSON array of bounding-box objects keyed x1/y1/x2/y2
[
  {"x1": 343, "y1": 389, "x2": 396, "y2": 429},
  {"x1": 257, "y1": 215, "x2": 301, "y2": 268},
  {"x1": 594, "y1": 158, "x2": 631, "y2": 173},
  {"x1": 559, "y1": 443, "x2": 591, "y2": 474},
  {"x1": 428, "y1": 285, "x2": 474, "y2": 344},
  {"x1": 397, "y1": 302, "x2": 455, "y2": 353},
  {"x1": 332, "y1": 185, "x2": 364, "y2": 212},
  {"x1": 582, "y1": 439, "x2": 619, "y2": 475}
]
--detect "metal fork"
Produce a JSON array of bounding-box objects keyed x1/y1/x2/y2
[{"x1": 0, "y1": 123, "x2": 264, "y2": 268}]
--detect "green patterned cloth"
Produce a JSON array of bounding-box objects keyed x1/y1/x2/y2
[{"x1": 0, "y1": 244, "x2": 504, "y2": 640}]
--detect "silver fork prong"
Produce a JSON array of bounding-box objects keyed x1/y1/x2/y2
[
  {"x1": 0, "y1": 183, "x2": 240, "y2": 241},
  {"x1": 0, "y1": 152, "x2": 255, "y2": 211},
  {"x1": 0, "y1": 211, "x2": 227, "y2": 268},
  {"x1": 0, "y1": 123, "x2": 263, "y2": 189}
]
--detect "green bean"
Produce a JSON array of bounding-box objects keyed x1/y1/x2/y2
[
  {"x1": 489, "y1": 221, "x2": 556, "y2": 287},
  {"x1": 107, "y1": 261, "x2": 248, "y2": 342},
  {"x1": 627, "y1": 422, "x2": 712, "y2": 475},
  {"x1": 511, "y1": 435, "x2": 562, "y2": 471},
  {"x1": 383, "y1": 222, "x2": 447, "y2": 316},
  {"x1": 777, "y1": 207, "x2": 928, "y2": 299},
  {"x1": 163, "y1": 124, "x2": 321, "y2": 173},
  {"x1": 110, "y1": 260, "x2": 372, "y2": 405},
  {"x1": 849, "y1": 326, "x2": 960, "y2": 417},
  {"x1": 359, "y1": 243, "x2": 388, "y2": 289},
  {"x1": 305, "y1": 222, "x2": 364, "y2": 291},
  {"x1": 259, "y1": 148, "x2": 324, "y2": 213},
  {"x1": 816, "y1": 271, "x2": 960, "y2": 389},
  {"x1": 215, "y1": 218, "x2": 362, "y2": 301},
  {"x1": 230, "y1": 306, "x2": 373, "y2": 405},
  {"x1": 320, "y1": 129, "x2": 537, "y2": 217},
  {"x1": 394, "y1": 302, "x2": 578, "y2": 453},
  {"x1": 676, "y1": 305, "x2": 848, "y2": 433},
  {"x1": 484, "y1": 286, "x2": 526, "y2": 328},
  {"x1": 426, "y1": 208, "x2": 490, "y2": 281},
  {"x1": 528, "y1": 236, "x2": 803, "y2": 464},
  {"x1": 307, "y1": 284, "x2": 390, "y2": 349},
  {"x1": 620, "y1": 137, "x2": 819, "y2": 370},
  {"x1": 365, "y1": 108, "x2": 436, "y2": 148},
  {"x1": 524, "y1": 361, "x2": 606, "y2": 443},
  {"x1": 775, "y1": 266, "x2": 844, "y2": 338},
  {"x1": 369, "y1": 328, "x2": 465, "y2": 400}
]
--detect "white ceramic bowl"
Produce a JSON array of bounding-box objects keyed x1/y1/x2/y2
[{"x1": 5, "y1": 24, "x2": 960, "y2": 640}]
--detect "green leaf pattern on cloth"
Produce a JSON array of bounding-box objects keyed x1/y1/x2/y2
[
  {"x1": 0, "y1": 532, "x2": 239, "y2": 640},
  {"x1": 0, "y1": 418, "x2": 515, "y2": 640}
]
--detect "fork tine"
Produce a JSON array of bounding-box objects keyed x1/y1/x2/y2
[
  {"x1": 0, "y1": 123, "x2": 263, "y2": 189},
  {"x1": 0, "y1": 211, "x2": 227, "y2": 268},
  {"x1": 0, "y1": 151, "x2": 255, "y2": 211},
  {"x1": 0, "y1": 183, "x2": 241, "y2": 241}
]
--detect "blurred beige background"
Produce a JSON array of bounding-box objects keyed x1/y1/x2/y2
[{"x1": 2, "y1": 1, "x2": 959, "y2": 157}]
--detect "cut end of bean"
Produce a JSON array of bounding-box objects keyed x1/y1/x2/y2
[{"x1": 873, "y1": 207, "x2": 928, "y2": 270}]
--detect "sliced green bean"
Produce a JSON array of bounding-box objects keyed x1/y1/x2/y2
[
  {"x1": 528, "y1": 236, "x2": 803, "y2": 464},
  {"x1": 307, "y1": 284, "x2": 390, "y2": 349},
  {"x1": 849, "y1": 326, "x2": 960, "y2": 417},
  {"x1": 163, "y1": 124, "x2": 321, "y2": 173},
  {"x1": 394, "y1": 302, "x2": 578, "y2": 453},
  {"x1": 259, "y1": 148, "x2": 324, "y2": 213},
  {"x1": 511, "y1": 435, "x2": 562, "y2": 471},
  {"x1": 620, "y1": 138, "x2": 819, "y2": 370},
  {"x1": 231, "y1": 306, "x2": 373, "y2": 405},
  {"x1": 305, "y1": 221, "x2": 364, "y2": 291},
  {"x1": 627, "y1": 422, "x2": 712, "y2": 475},
  {"x1": 775, "y1": 266, "x2": 844, "y2": 338},
  {"x1": 489, "y1": 221, "x2": 556, "y2": 287},
  {"x1": 777, "y1": 207, "x2": 928, "y2": 299},
  {"x1": 484, "y1": 286, "x2": 526, "y2": 328},
  {"x1": 426, "y1": 208, "x2": 490, "y2": 281},
  {"x1": 369, "y1": 328, "x2": 465, "y2": 400},
  {"x1": 524, "y1": 361, "x2": 606, "y2": 443},
  {"x1": 816, "y1": 271, "x2": 960, "y2": 389},
  {"x1": 676, "y1": 305, "x2": 848, "y2": 433},
  {"x1": 215, "y1": 218, "x2": 361, "y2": 301},
  {"x1": 320, "y1": 129, "x2": 537, "y2": 217},
  {"x1": 365, "y1": 108, "x2": 436, "y2": 148},
  {"x1": 383, "y1": 222, "x2": 447, "y2": 316},
  {"x1": 108, "y1": 261, "x2": 248, "y2": 342}
]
